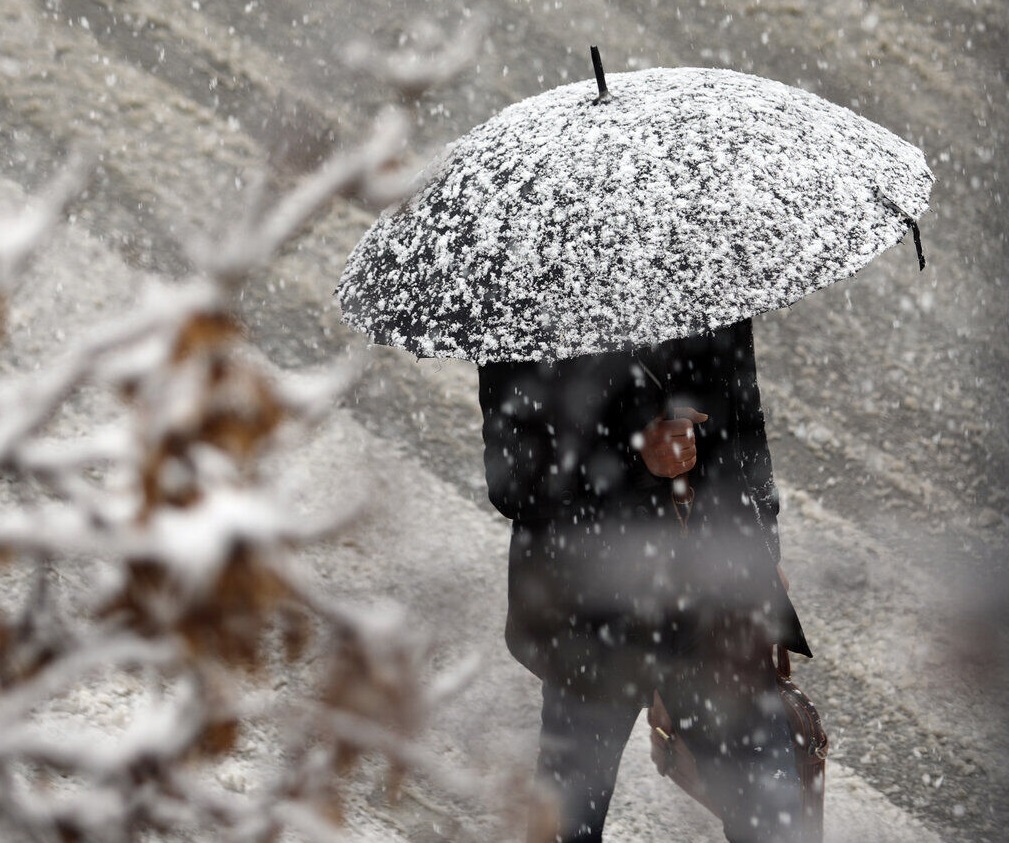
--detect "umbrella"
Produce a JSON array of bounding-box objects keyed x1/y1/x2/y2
[{"x1": 337, "y1": 48, "x2": 933, "y2": 364}]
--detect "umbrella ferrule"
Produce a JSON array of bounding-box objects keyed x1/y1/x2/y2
[{"x1": 590, "y1": 45, "x2": 612, "y2": 105}]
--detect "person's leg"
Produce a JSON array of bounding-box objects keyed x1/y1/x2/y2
[
  {"x1": 534, "y1": 683, "x2": 642, "y2": 843},
  {"x1": 659, "y1": 617, "x2": 803, "y2": 843}
]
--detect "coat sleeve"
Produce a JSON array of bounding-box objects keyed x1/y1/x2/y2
[
  {"x1": 478, "y1": 361, "x2": 548, "y2": 521},
  {"x1": 478, "y1": 359, "x2": 661, "y2": 522},
  {"x1": 731, "y1": 319, "x2": 782, "y2": 564}
]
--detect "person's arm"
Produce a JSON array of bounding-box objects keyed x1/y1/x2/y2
[
  {"x1": 478, "y1": 357, "x2": 661, "y2": 521},
  {"x1": 478, "y1": 360, "x2": 570, "y2": 521}
]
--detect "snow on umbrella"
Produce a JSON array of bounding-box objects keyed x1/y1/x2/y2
[{"x1": 337, "y1": 49, "x2": 934, "y2": 364}]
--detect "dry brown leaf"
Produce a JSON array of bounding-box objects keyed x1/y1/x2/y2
[{"x1": 171, "y1": 312, "x2": 242, "y2": 362}]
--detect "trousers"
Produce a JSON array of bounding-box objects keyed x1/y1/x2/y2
[{"x1": 534, "y1": 617, "x2": 804, "y2": 843}]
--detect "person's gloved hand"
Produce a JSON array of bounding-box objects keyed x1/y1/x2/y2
[{"x1": 636, "y1": 407, "x2": 708, "y2": 479}]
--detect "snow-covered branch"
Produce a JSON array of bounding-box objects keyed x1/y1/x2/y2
[
  {"x1": 343, "y1": 13, "x2": 487, "y2": 99},
  {"x1": 0, "y1": 148, "x2": 94, "y2": 288},
  {"x1": 189, "y1": 107, "x2": 413, "y2": 284},
  {"x1": 0, "y1": 14, "x2": 494, "y2": 842}
]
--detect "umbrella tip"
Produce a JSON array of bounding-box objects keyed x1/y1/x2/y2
[
  {"x1": 911, "y1": 219, "x2": 926, "y2": 270},
  {"x1": 590, "y1": 45, "x2": 611, "y2": 105},
  {"x1": 877, "y1": 190, "x2": 926, "y2": 271}
]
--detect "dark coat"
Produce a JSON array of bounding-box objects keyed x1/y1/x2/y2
[{"x1": 478, "y1": 319, "x2": 810, "y2": 701}]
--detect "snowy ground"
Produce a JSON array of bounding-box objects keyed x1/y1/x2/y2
[{"x1": 1, "y1": 0, "x2": 1006, "y2": 840}]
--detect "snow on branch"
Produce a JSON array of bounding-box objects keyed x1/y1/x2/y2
[
  {"x1": 0, "y1": 170, "x2": 432, "y2": 839},
  {"x1": 0, "y1": 148, "x2": 94, "y2": 291},
  {"x1": 0, "y1": 15, "x2": 504, "y2": 842},
  {"x1": 189, "y1": 107, "x2": 413, "y2": 284},
  {"x1": 343, "y1": 13, "x2": 488, "y2": 100}
]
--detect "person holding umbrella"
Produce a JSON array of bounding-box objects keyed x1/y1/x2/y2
[
  {"x1": 477, "y1": 318, "x2": 810, "y2": 842},
  {"x1": 337, "y1": 49, "x2": 932, "y2": 843}
]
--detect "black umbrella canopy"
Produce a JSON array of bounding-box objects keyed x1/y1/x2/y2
[{"x1": 338, "y1": 62, "x2": 933, "y2": 364}]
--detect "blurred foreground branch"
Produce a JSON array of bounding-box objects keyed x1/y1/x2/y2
[
  {"x1": 0, "y1": 15, "x2": 498, "y2": 843},
  {"x1": 343, "y1": 13, "x2": 488, "y2": 100}
]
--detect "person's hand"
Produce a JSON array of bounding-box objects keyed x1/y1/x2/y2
[{"x1": 636, "y1": 407, "x2": 709, "y2": 479}]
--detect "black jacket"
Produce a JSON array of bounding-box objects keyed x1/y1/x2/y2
[{"x1": 479, "y1": 320, "x2": 810, "y2": 698}]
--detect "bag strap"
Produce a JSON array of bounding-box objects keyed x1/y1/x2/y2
[{"x1": 776, "y1": 644, "x2": 791, "y2": 680}]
